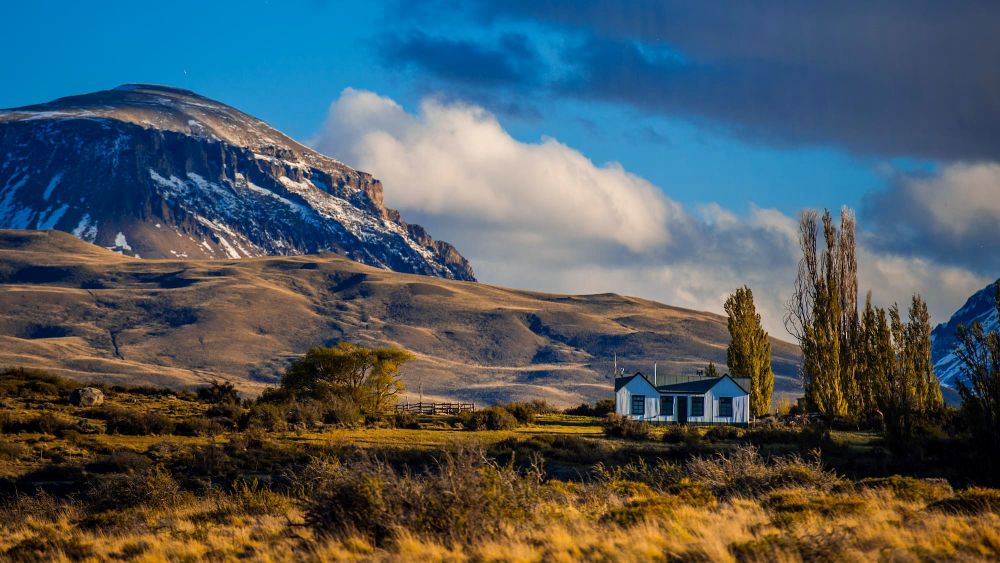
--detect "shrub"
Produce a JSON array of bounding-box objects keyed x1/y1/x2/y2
[
  {"x1": 0, "y1": 413, "x2": 81, "y2": 436},
  {"x1": 685, "y1": 445, "x2": 836, "y2": 499},
  {"x1": 704, "y1": 425, "x2": 745, "y2": 442},
  {"x1": 602, "y1": 496, "x2": 675, "y2": 527},
  {"x1": 528, "y1": 399, "x2": 559, "y2": 415},
  {"x1": 85, "y1": 451, "x2": 151, "y2": 474},
  {"x1": 205, "y1": 400, "x2": 244, "y2": 423},
  {"x1": 96, "y1": 406, "x2": 175, "y2": 435},
  {"x1": 196, "y1": 381, "x2": 240, "y2": 404},
  {"x1": 322, "y1": 397, "x2": 361, "y2": 426},
  {"x1": 602, "y1": 414, "x2": 651, "y2": 440},
  {"x1": 243, "y1": 403, "x2": 288, "y2": 432},
  {"x1": 743, "y1": 422, "x2": 830, "y2": 448},
  {"x1": 0, "y1": 438, "x2": 28, "y2": 460},
  {"x1": 858, "y1": 475, "x2": 953, "y2": 503},
  {"x1": 393, "y1": 411, "x2": 420, "y2": 429},
  {"x1": 4, "y1": 528, "x2": 94, "y2": 561},
  {"x1": 215, "y1": 479, "x2": 290, "y2": 516},
  {"x1": 174, "y1": 416, "x2": 226, "y2": 437},
  {"x1": 501, "y1": 402, "x2": 538, "y2": 425},
  {"x1": 0, "y1": 492, "x2": 72, "y2": 523},
  {"x1": 596, "y1": 458, "x2": 683, "y2": 493},
  {"x1": 462, "y1": 407, "x2": 518, "y2": 431},
  {"x1": 86, "y1": 465, "x2": 182, "y2": 511},
  {"x1": 765, "y1": 489, "x2": 867, "y2": 527},
  {"x1": 929, "y1": 487, "x2": 1000, "y2": 514},
  {"x1": 662, "y1": 424, "x2": 702, "y2": 446},
  {"x1": 0, "y1": 367, "x2": 78, "y2": 399},
  {"x1": 565, "y1": 398, "x2": 615, "y2": 417},
  {"x1": 302, "y1": 449, "x2": 543, "y2": 545}
]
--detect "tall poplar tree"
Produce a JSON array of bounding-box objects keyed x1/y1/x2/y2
[{"x1": 725, "y1": 286, "x2": 774, "y2": 417}]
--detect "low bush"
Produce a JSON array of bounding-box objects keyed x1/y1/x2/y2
[
  {"x1": 765, "y1": 489, "x2": 867, "y2": 527},
  {"x1": 85, "y1": 465, "x2": 182, "y2": 512},
  {"x1": 743, "y1": 422, "x2": 830, "y2": 448},
  {"x1": 393, "y1": 411, "x2": 420, "y2": 429},
  {"x1": 704, "y1": 425, "x2": 745, "y2": 442},
  {"x1": 302, "y1": 449, "x2": 544, "y2": 545},
  {"x1": 685, "y1": 445, "x2": 836, "y2": 499},
  {"x1": 858, "y1": 475, "x2": 953, "y2": 503},
  {"x1": 0, "y1": 438, "x2": 29, "y2": 460},
  {"x1": 196, "y1": 381, "x2": 240, "y2": 404},
  {"x1": 602, "y1": 414, "x2": 651, "y2": 440},
  {"x1": 564, "y1": 399, "x2": 615, "y2": 417},
  {"x1": 95, "y1": 406, "x2": 175, "y2": 435},
  {"x1": 929, "y1": 487, "x2": 1000, "y2": 515},
  {"x1": 174, "y1": 416, "x2": 226, "y2": 437},
  {"x1": 501, "y1": 402, "x2": 538, "y2": 425},
  {"x1": 0, "y1": 367, "x2": 79, "y2": 400},
  {"x1": 322, "y1": 397, "x2": 360, "y2": 426},
  {"x1": 662, "y1": 424, "x2": 702, "y2": 446},
  {"x1": 461, "y1": 407, "x2": 518, "y2": 431},
  {"x1": 602, "y1": 496, "x2": 675, "y2": 527},
  {"x1": 0, "y1": 412, "x2": 82, "y2": 436},
  {"x1": 243, "y1": 403, "x2": 288, "y2": 432},
  {"x1": 215, "y1": 479, "x2": 290, "y2": 516},
  {"x1": 596, "y1": 458, "x2": 683, "y2": 493}
]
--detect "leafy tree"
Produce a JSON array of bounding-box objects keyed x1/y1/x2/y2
[
  {"x1": 281, "y1": 343, "x2": 413, "y2": 415},
  {"x1": 786, "y1": 209, "x2": 851, "y2": 417},
  {"x1": 954, "y1": 283, "x2": 1000, "y2": 464},
  {"x1": 704, "y1": 362, "x2": 719, "y2": 377},
  {"x1": 725, "y1": 286, "x2": 774, "y2": 417}
]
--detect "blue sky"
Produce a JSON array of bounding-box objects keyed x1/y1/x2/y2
[
  {"x1": 0, "y1": 0, "x2": 886, "y2": 215},
  {"x1": 3, "y1": 0, "x2": 997, "y2": 331}
]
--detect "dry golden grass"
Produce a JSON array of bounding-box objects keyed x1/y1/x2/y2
[
  {"x1": 3, "y1": 483, "x2": 997, "y2": 562},
  {"x1": 0, "y1": 229, "x2": 802, "y2": 406}
]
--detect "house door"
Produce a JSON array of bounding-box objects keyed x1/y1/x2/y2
[{"x1": 677, "y1": 396, "x2": 688, "y2": 424}]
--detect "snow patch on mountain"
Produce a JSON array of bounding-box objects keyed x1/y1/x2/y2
[
  {"x1": 931, "y1": 280, "x2": 1000, "y2": 388},
  {"x1": 0, "y1": 84, "x2": 476, "y2": 281}
]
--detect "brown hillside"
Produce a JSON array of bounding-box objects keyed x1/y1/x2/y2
[{"x1": 0, "y1": 230, "x2": 801, "y2": 406}]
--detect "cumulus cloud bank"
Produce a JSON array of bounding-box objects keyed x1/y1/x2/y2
[
  {"x1": 312, "y1": 89, "x2": 987, "y2": 336},
  {"x1": 863, "y1": 163, "x2": 1000, "y2": 275}
]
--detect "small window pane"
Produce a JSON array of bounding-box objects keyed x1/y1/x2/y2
[
  {"x1": 631, "y1": 395, "x2": 645, "y2": 416},
  {"x1": 690, "y1": 396, "x2": 705, "y2": 417},
  {"x1": 719, "y1": 397, "x2": 733, "y2": 417},
  {"x1": 660, "y1": 396, "x2": 674, "y2": 416}
]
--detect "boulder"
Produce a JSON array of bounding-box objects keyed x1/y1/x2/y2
[{"x1": 69, "y1": 387, "x2": 105, "y2": 407}]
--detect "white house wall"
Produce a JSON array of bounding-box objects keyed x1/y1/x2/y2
[
  {"x1": 616, "y1": 376, "x2": 659, "y2": 420},
  {"x1": 615, "y1": 375, "x2": 751, "y2": 425}
]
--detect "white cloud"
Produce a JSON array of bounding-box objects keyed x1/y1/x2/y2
[
  {"x1": 863, "y1": 162, "x2": 1000, "y2": 275},
  {"x1": 312, "y1": 88, "x2": 988, "y2": 338}
]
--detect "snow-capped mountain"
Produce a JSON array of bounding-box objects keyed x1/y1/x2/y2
[
  {"x1": 931, "y1": 280, "x2": 999, "y2": 388},
  {"x1": 0, "y1": 84, "x2": 475, "y2": 281}
]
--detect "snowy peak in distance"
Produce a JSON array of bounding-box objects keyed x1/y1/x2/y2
[
  {"x1": 931, "y1": 279, "x2": 999, "y2": 388},
  {"x1": 0, "y1": 84, "x2": 475, "y2": 281}
]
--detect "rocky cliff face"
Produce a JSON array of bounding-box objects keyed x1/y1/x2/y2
[
  {"x1": 0, "y1": 84, "x2": 475, "y2": 280},
  {"x1": 931, "y1": 279, "x2": 999, "y2": 388}
]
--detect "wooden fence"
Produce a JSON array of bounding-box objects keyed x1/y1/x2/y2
[{"x1": 395, "y1": 401, "x2": 475, "y2": 415}]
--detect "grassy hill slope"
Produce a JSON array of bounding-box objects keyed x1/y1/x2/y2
[{"x1": 0, "y1": 230, "x2": 801, "y2": 405}]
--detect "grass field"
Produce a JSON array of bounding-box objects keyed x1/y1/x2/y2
[{"x1": 2, "y1": 377, "x2": 999, "y2": 561}]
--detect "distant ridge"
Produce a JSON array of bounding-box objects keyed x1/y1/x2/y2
[{"x1": 0, "y1": 229, "x2": 802, "y2": 406}]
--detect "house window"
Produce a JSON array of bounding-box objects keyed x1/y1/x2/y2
[
  {"x1": 719, "y1": 397, "x2": 733, "y2": 417},
  {"x1": 690, "y1": 396, "x2": 705, "y2": 417},
  {"x1": 660, "y1": 395, "x2": 674, "y2": 417},
  {"x1": 631, "y1": 395, "x2": 645, "y2": 416}
]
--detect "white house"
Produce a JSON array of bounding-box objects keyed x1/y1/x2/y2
[{"x1": 614, "y1": 372, "x2": 751, "y2": 425}]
